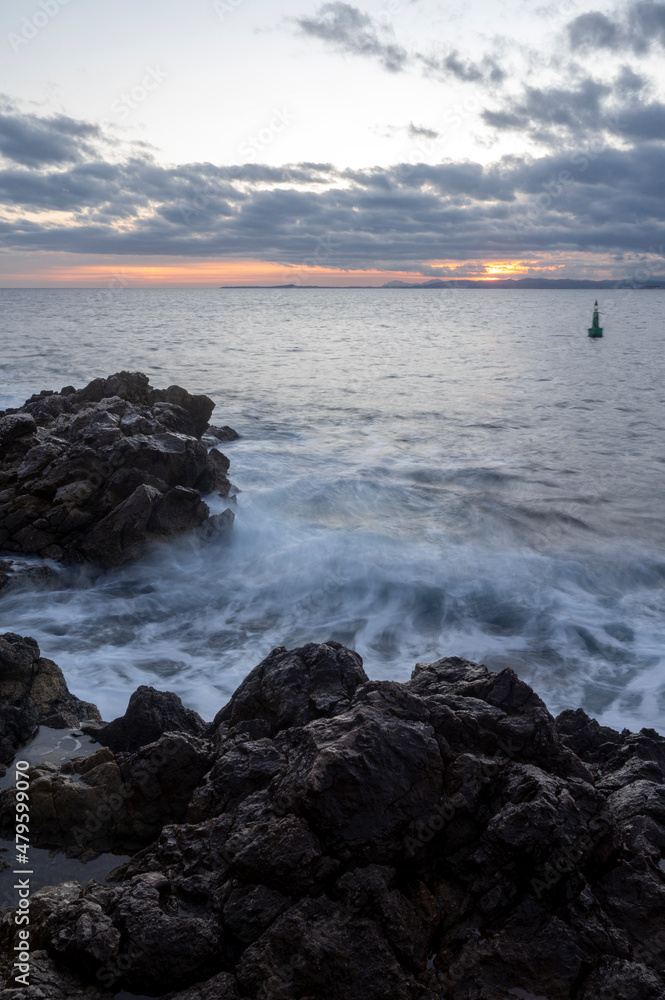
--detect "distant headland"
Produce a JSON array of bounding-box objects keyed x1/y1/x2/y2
[{"x1": 221, "y1": 277, "x2": 665, "y2": 289}]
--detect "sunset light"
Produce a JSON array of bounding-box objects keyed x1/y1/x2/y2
[
  {"x1": 484, "y1": 262, "x2": 529, "y2": 278},
  {"x1": 2, "y1": 0, "x2": 665, "y2": 993}
]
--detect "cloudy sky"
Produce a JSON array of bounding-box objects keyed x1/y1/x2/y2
[{"x1": 1, "y1": 0, "x2": 664, "y2": 285}]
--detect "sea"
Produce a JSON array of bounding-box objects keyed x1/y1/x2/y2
[{"x1": 1, "y1": 288, "x2": 664, "y2": 735}]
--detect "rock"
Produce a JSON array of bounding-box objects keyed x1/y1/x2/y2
[
  {"x1": 200, "y1": 507, "x2": 235, "y2": 542},
  {"x1": 408, "y1": 655, "x2": 592, "y2": 780},
  {"x1": 164, "y1": 971, "x2": 241, "y2": 999},
  {"x1": 0, "y1": 559, "x2": 60, "y2": 594},
  {"x1": 0, "y1": 632, "x2": 100, "y2": 766},
  {"x1": 0, "y1": 949, "x2": 112, "y2": 998},
  {"x1": 79, "y1": 483, "x2": 210, "y2": 568},
  {"x1": 0, "y1": 733, "x2": 215, "y2": 852},
  {"x1": 2, "y1": 642, "x2": 665, "y2": 999},
  {"x1": 90, "y1": 685, "x2": 208, "y2": 753},
  {"x1": 195, "y1": 447, "x2": 231, "y2": 495},
  {"x1": 150, "y1": 384, "x2": 215, "y2": 438},
  {"x1": 206, "y1": 425, "x2": 240, "y2": 442},
  {"x1": 0, "y1": 413, "x2": 37, "y2": 453},
  {"x1": 213, "y1": 640, "x2": 369, "y2": 737},
  {"x1": 235, "y1": 896, "x2": 427, "y2": 1000},
  {"x1": 0, "y1": 372, "x2": 235, "y2": 567}
]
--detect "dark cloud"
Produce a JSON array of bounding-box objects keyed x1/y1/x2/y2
[
  {"x1": 293, "y1": 3, "x2": 506, "y2": 85},
  {"x1": 419, "y1": 49, "x2": 506, "y2": 85},
  {"x1": 567, "y1": 1, "x2": 665, "y2": 53},
  {"x1": 1, "y1": 105, "x2": 664, "y2": 271},
  {"x1": 0, "y1": 107, "x2": 100, "y2": 167},
  {"x1": 615, "y1": 66, "x2": 648, "y2": 96},
  {"x1": 614, "y1": 101, "x2": 665, "y2": 141},
  {"x1": 295, "y1": 2, "x2": 408, "y2": 72},
  {"x1": 483, "y1": 78, "x2": 612, "y2": 145},
  {"x1": 482, "y1": 68, "x2": 665, "y2": 148},
  {"x1": 408, "y1": 123, "x2": 439, "y2": 139},
  {"x1": 567, "y1": 11, "x2": 620, "y2": 50}
]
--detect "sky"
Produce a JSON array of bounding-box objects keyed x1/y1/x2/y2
[{"x1": 0, "y1": 0, "x2": 664, "y2": 285}]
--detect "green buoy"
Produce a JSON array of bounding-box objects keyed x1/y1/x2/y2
[{"x1": 588, "y1": 300, "x2": 603, "y2": 337}]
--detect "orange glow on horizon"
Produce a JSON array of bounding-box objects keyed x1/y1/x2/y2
[
  {"x1": 0, "y1": 258, "x2": 436, "y2": 288},
  {"x1": 0, "y1": 252, "x2": 626, "y2": 287}
]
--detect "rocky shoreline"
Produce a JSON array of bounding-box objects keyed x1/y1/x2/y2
[
  {"x1": 1, "y1": 374, "x2": 665, "y2": 999},
  {"x1": 0, "y1": 633, "x2": 664, "y2": 999}
]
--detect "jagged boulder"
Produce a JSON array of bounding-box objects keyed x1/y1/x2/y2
[
  {"x1": 88, "y1": 685, "x2": 208, "y2": 753},
  {"x1": 213, "y1": 640, "x2": 369, "y2": 737},
  {"x1": 0, "y1": 372, "x2": 235, "y2": 568}
]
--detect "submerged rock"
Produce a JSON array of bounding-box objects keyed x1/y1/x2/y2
[
  {"x1": 0, "y1": 371, "x2": 236, "y2": 568},
  {"x1": 1, "y1": 640, "x2": 665, "y2": 998}
]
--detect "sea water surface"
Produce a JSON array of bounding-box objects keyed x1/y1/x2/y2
[{"x1": 1, "y1": 288, "x2": 664, "y2": 733}]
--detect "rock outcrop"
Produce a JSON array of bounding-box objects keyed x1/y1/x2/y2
[
  {"x1": 84, "y1": 684, "x2": 208, "y2": 754},
  {"x1": 0, "y1": 632, "x2": 100, "y2": 770},
  {"x1": 1, "y1": 640, "x2": 665, "y2": 999},
  {"x1": 0, "y1": 372, "x2": 235, "y2": 570}
]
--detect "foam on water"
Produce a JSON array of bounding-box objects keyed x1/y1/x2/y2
[{"x1": 1, "y1": 288, "x2": 664, "y2": 731}]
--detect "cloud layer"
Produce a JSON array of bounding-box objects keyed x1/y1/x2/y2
[{"x1": 0, "y1": 97, "x2": 664, "y2": 275}]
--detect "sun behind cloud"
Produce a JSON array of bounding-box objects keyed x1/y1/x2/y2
[{"x1": 484, "y1": 262, "x2": 529, "y2": 278}]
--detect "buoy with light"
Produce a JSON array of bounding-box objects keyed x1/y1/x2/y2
[{"x1": 588, "y1": 300, "x2": 603, "y2": 338}]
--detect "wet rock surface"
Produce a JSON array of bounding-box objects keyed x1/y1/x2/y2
[
  {"x1": 1, "y1": 640, "x2": 665, "y2": 998},
  {"x1": 0, "y1": 371, "x2": 235, "y2": 569},
  {"x1": 0, "y1": 633, "x2": 100, "y2": 770}
]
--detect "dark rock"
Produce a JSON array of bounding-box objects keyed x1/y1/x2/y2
[
  {"x1": 556, "y1": 706, "x2": 625, "y2": 765},
  {"x1": 0, "y1": 559, "x2": 58, "y2": 594},
  {"x1": 150, "y1": 384, "x2": 215, "y2": 438},
  {"x1": 188, "y1": 738, "x2": 285, "y2": 823},
  {"x1": 235, "y1": 896, "x2": 426, "y2": 1000},
  {"x1": 79, "y1": 483, "x2": 210, "y2": 567},
  {"x1": 222, "y1": 882, "x2": 290, "y2": 945},
  {"x1": 195, "y1": 447, "x2": 231, "y2": 495},
  {"x1": 91, "y1": 685, "x2": 208, "y2": 753},
  {"x1": 408, "y1": 655, "x2": 592, "y2": 780},
  {"x1": 0, "y1": 413, "x2": 37, "y2": 453},
  {"x1": 0, "y1": 632, "x2": 100, "y2": 766},
  {"x1": 0, "y1": 372, "x2": 234, "y2": 567},
  {"x1": 0, "y1": 948, "x2": 112, "y2": 998},
  {"x1": 213, "y1": 640, "x2": 368, "y2": 736},
  {"x1": 164, "y1": 971, "x2": 241, "y2": 999},
  {"x1": 3, "y1": 642, "x2": 665, "y2": 999},
  {"x1": 206, "y1": 424, "x2": 240, "y2": 442},
  {"x1": 0, "y1": 733, "x2": 215, "y2": 852},
  {"x1": 200, "y1": 507, "x2": 235, "y2": 542}
]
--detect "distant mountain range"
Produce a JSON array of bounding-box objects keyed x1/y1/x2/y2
[
  {"x1": 221, "y1": 277, "x2": 665, "y2": 289},
  {"x1": 381, "y1": 277, "x2": 665, "y2": 289}
]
